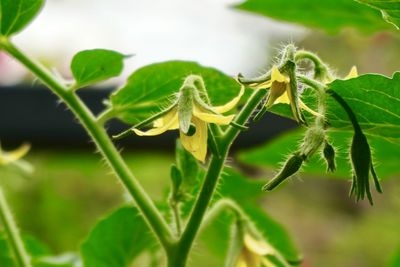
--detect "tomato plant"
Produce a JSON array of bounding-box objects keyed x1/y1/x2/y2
[{"x1": 1, "y1": 0, "x2": 400, "y2": 266}]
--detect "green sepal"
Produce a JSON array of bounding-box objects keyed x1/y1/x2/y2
[
  {"x1": 237, "y1": 70, "x2": 272, "y2": 85},
  {"x1": 262, "y1": 152, "x2": 305, "y2": 191},
  {"x1": 178, "y1": 85, "x2": 194, "y2": 134},
  {"x1": 370, "y1": 164, "x2": 382, "y2": 193},
  {"x1": 224, "y1": 219, "x2": 245, "y2": 267},
  {"x1": 322, "y1": 141, "x2": 336, "y2": 172}
]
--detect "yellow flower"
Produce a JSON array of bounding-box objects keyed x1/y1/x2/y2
[
  {"x1": 248, "y1": 66, "x2": 320, "y2": 120},
  {"x1": 236, "y1": 234, "x2": 276, "y2": 267},
  {"x1": 131, "y1": 77, "x2": 244, "y2": 162},
  {"x1": 0, "y1": 143, "x2": 30, "y2": 166},
  {"x1": 325, "y1": 66, "x2": 358, "y2": 83}
]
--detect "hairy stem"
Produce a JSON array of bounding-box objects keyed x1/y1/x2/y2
[
  {"x1": 0, "y1": 188, "x2": 32, "y2": 267},
  {"x1": 168, "y1": 89, "x2": 267, "y2": 267},
  {"x1": 1, "y1": 40, "x2": 175, "y2": 250}
]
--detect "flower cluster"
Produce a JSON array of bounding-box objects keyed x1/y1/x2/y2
[{"x1": 115, "y1": 75, "x2": 244, "y2": 162}]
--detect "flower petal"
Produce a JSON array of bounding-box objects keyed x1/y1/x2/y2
[
  {"x1": 272, "y1": 91, "x2": 290, "y2": 105},
  {"x1": 180, "y1": 117, "x2": 208, "y2": 162},
  {"x1": 213, "y1": 85, "x2": 245, "y2": 113},
  {"x1": 271, "y1": 66, "x2": 289, "y2": 83},
  {"x1": 244, "y1": 234, "x2": 274, "y2": 256},
  {"x1": 0, "y1": 143, "x2": 31, "y2": 165},
  {"x1": 249, "y1": 80, "x2": 272, "y2": 90},
  {"x1": 265, "y1": 82, "x2": 288, "y2": 107},
  {"x1": 345, "y1": 66, "x2": 358, "y2": 80},
  {"x1": 134, "y1": 110, "x2": 178, "y2": 136},
  {"x1": 299, "y1": 100, "x2": 322, "y2": 117},
  {"x1": 193, "y1": 106, "x2": 234, "y2": 125}
]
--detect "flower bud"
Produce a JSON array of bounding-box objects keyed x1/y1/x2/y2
[
  {"x1": 262, "y1": 152, "x2": 305, "y2": 191},
  {"x1": 349, "y1": 131, "x2": 382, "y2": 205},
  {"x1": 300, "y1": 127, "x2": 325, "y2": 159},
  {"x1": 323, "y1": 141, "x2": 336, "y2": 172},
  {"x1": 177, "y1": 85, "x2": 194, "y2": 134}
]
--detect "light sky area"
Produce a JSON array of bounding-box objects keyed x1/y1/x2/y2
[{"x1": 1, "y1": 0, "x2": 304, "y2": 85}]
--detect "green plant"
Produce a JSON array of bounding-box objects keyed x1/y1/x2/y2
[{"x1": 1, "y1": 0, "x2": 400, "y2": 266}]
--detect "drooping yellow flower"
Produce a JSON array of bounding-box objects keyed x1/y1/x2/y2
[
  {"x1": 236, "y1": 234, "x2": 276, "y2": 267},
  {"x1": 248, "y1": 66, "x2": 320, "y2": 120},
  {"x1": 0, "y1": 143, "x2": 30, "y2": 166},
  {"x1": 131, "y1": 76, "x2": 244, "y2": 162}
]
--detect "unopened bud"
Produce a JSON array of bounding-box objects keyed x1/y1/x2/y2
[
  {"x1": 262, "y1": 152, "x2": 305, "y2": 191},
  {"x1": 300, "y1": 127, "x2": 325, "y2": 158},
  {"x1": 323, "y1": 141, "x2": 336, "y2": 172},
  {"x1": 349, "y1": 131, "x2": 381, "y2": 204},
  {"x1": 178, "y1": 85, "x2": 194, "y2": 134}
]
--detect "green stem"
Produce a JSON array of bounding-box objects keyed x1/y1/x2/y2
[
  {"x1": 170, "y1": 200, "x2": 182, "y2": 236},
  {"x1": 0, "y1": 188, "x2": 32, "y2": 267},
  {"x1": 1, "y1": 40, "x2": 175, "y2": 250},
  {"x1": 327, "y1": 89, "x2": 362, "y2": 133},
  {"x1": 295, "y1": 50, "x2": 333, "y2": 81},
  {"x1": 223, "y1": 89, "x2": 268, "y2": 146},
  {"x1": 168, "y1": 89, "x2": 267, "y2": 267}
]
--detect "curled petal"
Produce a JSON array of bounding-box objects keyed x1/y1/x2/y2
[
  {"x1": 345, "y1": 66, "x2": 358, "y2": 80},
  {"x1": 213, "y1": 85, "x2": 245, "y2": 113},
  {"x1": 193, "y1": 106, "x2": 234, "y2": 125},
  {"x1": 134, "y1": 110, "x2": 178, "y2": 136},
  {"x1": 180, "y1": 117, "x2": 208, "y2": 162},
  {"x1": 249, "y1": 80, "x2": 272, "y2": 90},
  {"x1": 0, "y1": 143, "x2": 31, "y2": 165},
  {"x1": 244, "y1": 234, "x2": 274, "y2": 256}
]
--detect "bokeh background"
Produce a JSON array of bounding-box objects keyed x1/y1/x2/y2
[{"x1": 1, "y1": 0, "x2": 400, "y2": 266}]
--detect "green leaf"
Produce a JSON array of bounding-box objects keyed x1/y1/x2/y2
[
  {"x1": 356, "y1": 0, "x2": 400, "y2": 29},
  {"x1": 271, "y1": 73, "x2": 400, "y2": 143},
  {"x1": 235, "y1": 0, "x2": 391, "y2": 34},
  {"x1": 0, "y1": 0, "x2": 43, "y2": 36},
  {"x1": 238, "y1": 128, "x2": 400, "y2": 179},
  {"x1": 109, "y1": 61, "x2": 243, "y2": 125},
  {"x1": 0, "y1": 232, "x2": 15, "y2": 267},
  {"x1": 216, "y1": 170, "x2": 301, "y2": 263},
  {"x1": 197, "y1": 209, "x2": 236, "y2": 266},
  {"x1": 80, "y1": 206, "x2": 156, "y2": 267},
  {"x1": 218, "y1": 168, "x2": 265, "y2": 204},
  {"x1": 176, "y1": 140, "x2": 199, "y2": 188},
  {"x1": 71, "y1": 49, "x2": 126, "y2": 88},
  {"x1": 242, "y1": 204, "x2": 302, "y2": 264}
]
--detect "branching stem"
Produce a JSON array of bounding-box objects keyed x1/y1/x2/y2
[{"x1": 1, "y1": 40, "x2": 175, "y2": 251}]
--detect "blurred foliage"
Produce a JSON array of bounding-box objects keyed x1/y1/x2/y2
[
  {"x1": 235, "y1": 0, "x2": 397, "y2": 33},
  {"x1": 1, "y1": 150, "x2": 399, "y2": 267}
]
